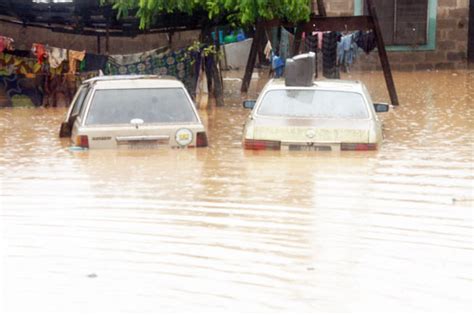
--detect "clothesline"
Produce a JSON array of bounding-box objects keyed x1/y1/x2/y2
[
  {"x1": 265, "y1": 28, "x2": 377, "y2": 76},
  {"x1": 0, "y1": 33, "x2": 194, "y2": 76},
  {"x1": 0, "y1": 35, "x2": 211, "y2": 108}
]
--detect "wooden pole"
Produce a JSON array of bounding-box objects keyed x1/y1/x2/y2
[
  {"x1": 241, "y1": 22, "x2": 264, "y2": 93},
  {"x1": 292, "y1": 23, "x2": 304, "y2": 57},
  {"x1": 105, "y1": 26, "x2": 110, "y2": 55},
  {"x1": 468, "y1": 0, "x2": 474, "y2": 65},
  {"x1": 317, "y1": 0, "x2": 327, "y2": 16},
  {"x1": 212, "y1": 27, "x2": 224, "y2": 107},
  {"x1": 97, "y1": 35, "x2": 101, "y2": 54},
  {"x1": 168, "y1": 32, "x2": 173, "y2": 47},
  {"x1": 366, "y1": 0, "x2": 399, "y2": 105}
]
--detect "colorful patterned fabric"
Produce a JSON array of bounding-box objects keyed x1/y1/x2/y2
[
  {"x1": 68, "y1": 50, "x2": 85, "y2": 74},
  {"x1": 105, "y1": 48, "x2": 196, "y2": 92},
  {"x1": 108, "y1": 46, "x2": 169, "y2": 66},
  {"x1": 0, "y1": 53, "x2": 43, "y2": 75},
  {"x1": 0, "y1": 74, "x2": 44, "y2": 107}
]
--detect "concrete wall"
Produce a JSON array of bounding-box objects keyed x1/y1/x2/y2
[
  {"x1": 313, "y1": 0, "x2": 469, "y2": 70},
  {"x1": 0, "y1": 22, "x2": 199, "y2": 54}
]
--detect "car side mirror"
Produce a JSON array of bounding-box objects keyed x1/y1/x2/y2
[
  {"x1": 243, "y1": 100, "x2": 256, "y2": 109},
  {"x1": 374, "y1": 103, "x2": 389, "y2": 113}
]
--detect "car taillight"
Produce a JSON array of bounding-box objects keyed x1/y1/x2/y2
[
  {"x1": 341, "y1": 143, "x2": 377, "y2": 151},
  {"x1": 76, "y1": 135, "x2": 89, "y2": 148},
  {"x1": 244, "y1": 139, "x2": 281, "y2": 150},
  {"x1": 196, "y1": 132, "x2": 208, "y2": 147}
]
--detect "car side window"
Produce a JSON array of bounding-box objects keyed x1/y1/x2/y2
[
  {"x1": 77, "y1": 88, "x2": 95, "y2": 122},
  {"x1": 70, "y1": 85, "x2": 88, "y2": 118}
]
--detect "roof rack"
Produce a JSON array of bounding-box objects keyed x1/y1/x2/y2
[{"x1": 84, "y1": 74, "x2": 178, "y2": 84}]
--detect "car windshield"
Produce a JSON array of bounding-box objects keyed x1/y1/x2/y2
[
  {"x1": 257, "y1": 89, "x2": 369, "y2": 119},
  {"x1": 85, "y1": 88, "x2": 198, "y2": 125}
]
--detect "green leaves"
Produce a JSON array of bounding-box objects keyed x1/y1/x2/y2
[{"x1": 102, "y1": 0, "x2": 311, "y2": 29}]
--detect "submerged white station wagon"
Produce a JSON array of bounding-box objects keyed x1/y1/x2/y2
[
  {"x1": 59, "y1": 75, "x2": 208, "y2": 149},
  {"x1": 242, "y1": 53, "x2": 389, "y2": 151}
]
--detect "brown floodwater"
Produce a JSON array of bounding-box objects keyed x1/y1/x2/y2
[{"x1": 0, "y1": 70, "x2": 472, "y2": 313}]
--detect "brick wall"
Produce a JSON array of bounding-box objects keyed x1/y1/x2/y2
[{"x1": 321, "y1": 0, "x2": 354, "y2": 15}]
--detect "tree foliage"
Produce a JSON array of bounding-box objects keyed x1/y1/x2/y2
[{"x1": 101, "y1": 0, "x2": 311, "y2": 29}]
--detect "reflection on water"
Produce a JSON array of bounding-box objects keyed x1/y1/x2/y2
[{"x1": 0, "y1": 70, "x2": 473, "y2": 313}]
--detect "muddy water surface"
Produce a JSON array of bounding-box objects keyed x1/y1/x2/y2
[{"x1": 0, "y1": 70, "x2": 473, "y2": 313}]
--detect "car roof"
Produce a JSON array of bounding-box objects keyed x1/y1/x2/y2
[
  {"x1": 265, "y1": 78, "x2": 365, "y2": 93},
  {"x1": 84, "y1": 75, "x2": 185, "y2": 89}
]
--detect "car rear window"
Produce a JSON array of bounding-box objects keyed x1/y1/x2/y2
[
  {"x1": 85, "y1": 88, "x2": 198, "y2": 125},
  {"x1": 257, "y1": 89, "x2": 369, "y2": 119}
]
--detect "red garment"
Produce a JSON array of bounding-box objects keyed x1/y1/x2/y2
[{"x1": 32, "y1": 43, "x2": 47, "y2": 64}]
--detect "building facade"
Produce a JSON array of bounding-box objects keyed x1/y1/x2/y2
[
  {"x1": 0, "y1": 1, "x2": 470, "y2": 70},
  {"x1": 314, "y1": 0, "x2": 470, "y2": 70}
]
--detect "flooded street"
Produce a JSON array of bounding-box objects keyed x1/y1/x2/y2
[{"x1": 0, "y1": 70, "x2": 472, "y2": 313}]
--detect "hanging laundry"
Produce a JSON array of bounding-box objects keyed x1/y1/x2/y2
[
  {"x1": 271, "y1": 53, "x2": 285, "y2": 78},
  {"x1": 108, "y1": 46, "x2": 169, "y2": 66},
  {"x1": 314, "y1": 32, "x2": 324, "y2": 50},
  {"x1": 0, "y1": 53, "x2": 42, "y2": 75},
  {"x1": 32, "y1": 43, "x2": 47, "y2": 64},
  {"x1": 337, "y1": 34, "x2": 351, "y2": 67},
  {"x1": 304, "y1": 33, "x2": 318, "y2": 53},
  {"x1": 356, "y1": 31, "x2": 377, "y2": 54},
  {"x1": 264, "y1": 40, "x2": 272, "y2": 61},
  {"x1": 322, "y1": 32, "x2": 339, "y2": 79},
  {"x1": 105, "y1": 47, "x2": 196, "y2": 93},
  {"x1": 0, "y1": 36, "x2": 14, "y2": 53},
  {"x1": 68, "y1": 50, "x2": 85, "y2": 74},
  {"x1": 81, "y1": 53, "x2": 108, "y2": 72},
  {"x1": 46, "y1": 46, "x2": 67, "y2": 69},
  {"x1": 279, "y1": 27, "x2": 293, "y2": 61},
  {"x1": 337, "y1": 33, "x2": 358, "y2": 73}
]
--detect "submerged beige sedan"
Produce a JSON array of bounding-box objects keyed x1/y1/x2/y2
[
  {"x1": 242, "y1": 79, "x2": 389, "y2": 151},
  {"x1": 60, "y1": 75, "x2": 207, "y2": 149}
]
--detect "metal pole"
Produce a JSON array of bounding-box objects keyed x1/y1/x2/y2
[{"x1": 317, "y1": 0, "x2": 327, "y2": 16}]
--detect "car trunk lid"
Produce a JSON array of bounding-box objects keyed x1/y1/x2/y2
[
  {"x1": 252, "y1": 117, "x2": 371, "y2": 144},
  {"x1": 79, "y1": 124, "x2": 203, "y2": 149}
]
